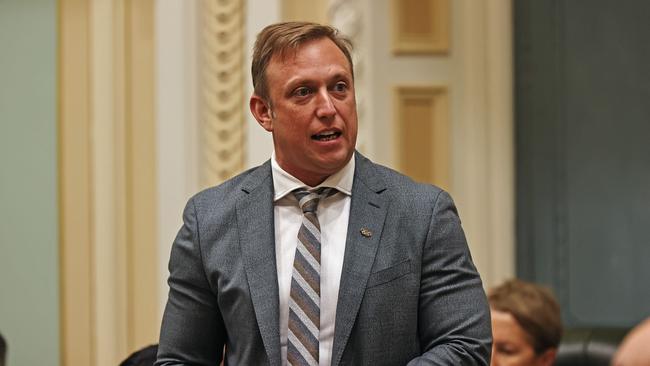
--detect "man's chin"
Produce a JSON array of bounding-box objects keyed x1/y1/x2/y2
[{"x1": 316, "y1": 151, "x2": 353, "y2": 170}]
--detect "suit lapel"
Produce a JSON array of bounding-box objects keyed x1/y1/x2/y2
[
  {"x1": 236, "y1": 161, "x2": 282, "y2": 366},
  {"x1": 331, "y1": 153, "x2": 389, "y2": 366}
]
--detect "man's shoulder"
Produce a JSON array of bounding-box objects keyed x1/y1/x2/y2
[
  {"x1": 356, "y1": 155, "x2": 456, "y2": 225},
  {"x1": 357, "y1": 154, "x2": 444, "y2": 197},
  {"x1": 189, "y1": 161, "x2": 272, "y2": 207}
]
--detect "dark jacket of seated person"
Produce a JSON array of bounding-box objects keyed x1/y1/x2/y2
[{"x1": 121, "y1": 344, "x2": 158, "y2": 366}]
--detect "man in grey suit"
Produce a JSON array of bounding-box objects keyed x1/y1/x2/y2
[{"x1": 156, "y1": 22, "x2": 491, "y2": 366}]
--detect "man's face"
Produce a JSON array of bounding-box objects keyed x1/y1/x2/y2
[{"x1": 251, "y1": 37, "x2": 358, "y2": 186}]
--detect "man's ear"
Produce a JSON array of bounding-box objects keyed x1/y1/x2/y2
[{"x1": 250, "y1": 94, "x2": 273, "y2": 132}]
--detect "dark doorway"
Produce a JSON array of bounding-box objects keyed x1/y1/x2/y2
[{"x1": 515, "y1": 0, "x2": 650, "y2": 327}]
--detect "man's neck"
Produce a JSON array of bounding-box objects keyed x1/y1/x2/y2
[{"x1": 270, "y1": 151, "x2": 355, "y2": 201}]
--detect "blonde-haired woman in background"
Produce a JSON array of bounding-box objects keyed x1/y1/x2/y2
[{"x1": 488, "y1": 279, "x2": 563, "y2": 366}]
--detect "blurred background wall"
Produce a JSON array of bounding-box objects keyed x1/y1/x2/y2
[
  {"x1": 1, "y1": 0, "x2": 648, "y2": 365},
  {"x1": 514, "y1": 0, "x2": 650, "y2": 329},
  {"x1": 0, "y1": 1, "x2": 60, "y2": 365}
]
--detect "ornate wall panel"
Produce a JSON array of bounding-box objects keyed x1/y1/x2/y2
[
  {"x1": 391, "y1": 0, "x2": 449, "y2": 54},
  {"x1": 200, "y1": 0, "x2": 247, "y2": 188},
  {"x1": 394, "y1": 86, "x2": 450, "y2": 189}
]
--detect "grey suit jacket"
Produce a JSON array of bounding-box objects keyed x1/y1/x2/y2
[{"x1": 156, "y1": 153, "x2": 492, "y2": 366}]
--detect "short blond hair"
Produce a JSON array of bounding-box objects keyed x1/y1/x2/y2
[
  {"x1": 489, "y1": 279, "x2": 563, "y2": 354},
  {"x1": 251, "y1": 21, "x2": 354, "y2": 102}
]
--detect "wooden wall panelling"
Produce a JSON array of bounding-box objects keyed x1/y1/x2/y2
[
  {"x1": 394, "y1": 86, "x2": 449, "y2": 190},
  {"x1": 391, "y1": 0, "x2": 449, "y2": 54}
]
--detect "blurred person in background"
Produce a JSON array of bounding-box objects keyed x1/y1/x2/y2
[
  {"x1": 0, "y1": 331, "x2": 6, "y2": 366},
  {"x1": 120, "y1": 344, "x2": 158, "y2": 366},
  {"x1": 611, "y1": 317, "x2": 650, "y2": 366},
  {"x1": 488, "y1": 279, "x2": 563, "y2": 366}
]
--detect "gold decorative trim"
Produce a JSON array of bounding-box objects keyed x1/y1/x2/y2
[
  {"x1": 90, "y1": 1, "x2": 131, "y2": 363},
  {"x1": 125, "y1": 0, "x2": 158, "y2": 351},
  {"x1": 199, "y1": 0, "x2": 247, "y2": 188},
  {"x1": 391, "y1": 0, "x2": 450, "y2": 55},
  {"x1": 59, "y1": 0, "x2": 95, "y2": 364},
  {"x1": 394, "y1": 86, "x2": 450, "y2": 189}
]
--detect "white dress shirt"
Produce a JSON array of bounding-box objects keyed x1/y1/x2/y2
[{"x1": 271, "y1": 152, "x2": 354, "y2": 366}]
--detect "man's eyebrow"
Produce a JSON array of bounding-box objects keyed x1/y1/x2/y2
[
  {"x1": 284, "y1": 77, "x2": 312, "y2": 90},
  {"x1": 330, "y1": 72, "x2": 352, "y2": 81},
  {"x1": 283, "y1": 70, "x2": 352, "y2": 89}
]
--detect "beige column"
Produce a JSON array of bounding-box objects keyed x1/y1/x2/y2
[
  {"x1": 452, "y1": 0, "x2": 514, "y2": 287},
  {"x1": 59, "y1": 0, "x2": 158, "y2": 364}
]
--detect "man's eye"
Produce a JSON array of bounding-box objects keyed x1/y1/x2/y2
[
  {"x1": 496, "y1": 345, "x2": 518, "y2": 355},
  {"x1": 333, "y1": 82, "x2": 348, "y2": 92},
  {"x1": 293, "y1": 87, "x2": 311, "y2": 97}
]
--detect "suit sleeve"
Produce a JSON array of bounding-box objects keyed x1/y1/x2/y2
[
  {"x1": 156, "y1": 197, "x2": 226, "y2": 366},
  {"x1": 407, "y1": 190, "x2": 492, "y2": 365}
]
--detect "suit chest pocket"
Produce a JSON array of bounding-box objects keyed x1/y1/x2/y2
[{"x1": 366, "y1": 259, "x2": 413, "y2": 288}]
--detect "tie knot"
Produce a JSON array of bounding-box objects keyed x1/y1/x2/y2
[{"x1": 293, "y1": 187, "x2": 337, "y2": 214}]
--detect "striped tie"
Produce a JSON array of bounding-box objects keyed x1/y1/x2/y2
[{"x1": 287, "y1": 187, "x2": 336, "y2": 366}]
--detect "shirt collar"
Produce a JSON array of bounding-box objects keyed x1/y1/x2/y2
[{"x1": 271, "y1": 151, "x2": 355, "y2": 201}]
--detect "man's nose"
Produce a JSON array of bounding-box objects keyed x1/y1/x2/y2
[{"x1": 314, "y1": 89, "x2": 336, "y2": 119}]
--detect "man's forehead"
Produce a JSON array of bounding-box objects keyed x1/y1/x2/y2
[
  {"x1": 267, "y1": 38, "x2": 351, "y2": 73},
  {"x1": 269, "y1": 47, "x2": 299, "y2": 65}
]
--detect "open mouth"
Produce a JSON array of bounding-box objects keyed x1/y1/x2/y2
[{"x1": 312, "y1": 131, "x2": 341, "y2": 141}]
